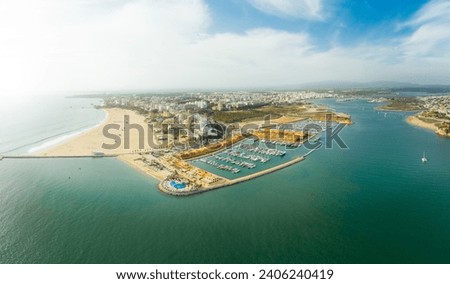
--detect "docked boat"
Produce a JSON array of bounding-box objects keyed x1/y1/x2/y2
[
  {"x1": 239, "y1": 144, "x2": 286, "y2": 157},
  {"x1": 202, "y1": 158, "x2": 240, "y2": 174}
]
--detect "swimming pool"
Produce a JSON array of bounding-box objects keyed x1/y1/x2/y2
[{"x1": 169, "y1": 180, "x2": 186, "y2": 190}]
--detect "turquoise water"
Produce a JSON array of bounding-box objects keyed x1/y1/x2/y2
[
  {"x1": 0, "y1": 97, "x2": 105, "y2": 154},
  {"x1": 0, "y1": 98, "x2": 450, "y2": 263}
]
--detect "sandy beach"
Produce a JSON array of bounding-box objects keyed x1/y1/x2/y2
[
  {"x1": 37, "y1": 108, "x2": 170, "y2": 181},
  {"x1": 39, "y1": 108, "x2": 151, "y2": 156},
  {"x1": 406, "y1": 115, "x2": 439, "y2": 132},
  {"x1": 33, "y1": 107, "x2": 331, "y2": 188}
]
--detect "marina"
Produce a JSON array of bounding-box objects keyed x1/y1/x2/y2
[{"x1": 191, "y1": 137, "x2": 317, "y2": 180}]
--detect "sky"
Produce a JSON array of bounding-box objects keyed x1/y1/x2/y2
[{"x1": 0, "y1": 0, "x2": 450, "y2": 96}]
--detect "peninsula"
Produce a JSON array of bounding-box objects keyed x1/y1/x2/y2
[
  {"x1": 405, "y1": 96, "x2": 450, "y2": 137},
  {"x1": 372, "y1": 94, "x2": 450, "y2": 137},
  {"x1": 34, "y1": 91, "x2": 352, "y2": 195}
]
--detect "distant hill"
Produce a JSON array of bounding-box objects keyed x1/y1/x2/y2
[
  {"x1": 65, "y1": 81, "x2": 450, "y2": 98},
  {"x1": 272, "y1": 81, "x2": 449, "y2": 90}
]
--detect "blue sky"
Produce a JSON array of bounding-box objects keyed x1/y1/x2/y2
[
  {"x1": 207, "y1": 0, "x2": 429, "y2": 47},
  {"x1": 0, "y1": 0, "x2": 449, "y2": 95}
]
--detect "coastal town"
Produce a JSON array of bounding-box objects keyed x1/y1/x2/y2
[
  {"x1": 101, "y1": 90, "x2": 337, "y2": 114},
  {"x1": 379, "y1": 95, "x2": 450, "y2": 137},
  {"x1": 4, "y1": 0, "x2": 450, "y2": 269},
  {"x1": 416, "y1": 96, "x2": 450, "y2": 137},
  {"x1": 5, "y1": 91, "x2": 346, "y2": 196},
  {"x1": 96, "y1": 91, "x2": 352, "y2": 195},
  {"x1": 4, "y1": 90, "x2": 449, "y2": 196}
]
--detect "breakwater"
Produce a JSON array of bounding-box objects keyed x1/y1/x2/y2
[{"x1": 158, "y1": 155, "x2": 305, "y2": 196}]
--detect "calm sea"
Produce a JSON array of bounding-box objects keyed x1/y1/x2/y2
[{"x1": 0, "y1": 96, "x2": 449, "y2": 263}]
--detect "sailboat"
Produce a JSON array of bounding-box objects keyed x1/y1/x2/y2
[{"x1": 421, "y1": 152, "x2": 428, "y2": 163}]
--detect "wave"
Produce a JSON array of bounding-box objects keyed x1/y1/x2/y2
[
  {"x1": 3, "y1": 128, "x2": 87, "y2": 154},
  {"x1": 25, "y1": 110, "x2": 108, "y2": 154}
]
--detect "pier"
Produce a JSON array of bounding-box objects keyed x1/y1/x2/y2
[
  {"x1": 303, "y1": 143, "x2": 322, "y2": 157},
  {"x1": 223, "y1": 155, "x2": 305, "y2": 187}
]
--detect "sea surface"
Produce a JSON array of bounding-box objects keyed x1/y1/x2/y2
[{"x1": 0, "y1": 95, "x2": 449, "y2": 263}]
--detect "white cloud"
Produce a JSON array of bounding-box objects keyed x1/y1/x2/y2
[
  {"x1": 408, "y1": 0, "x2": 450, "y2": 26},
  {"x1": 0, "y1": 0, "x2": 212, "y2": 95},
  {"x1": 402, "y1": 0, "x2": 450, "y2": 58},
  {"x1": 1, "y1": 0, "x2": 450, "y2": 98},
  {"x1": 248, "y1": 0, "x2": 324, "y2": 20}
]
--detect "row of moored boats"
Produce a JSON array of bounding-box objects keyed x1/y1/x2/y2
[
  {"x1": 214, "y1": 155, "x2": 256, "y2": 169},
  {"x1": 240, "y1": 144, "x2": 286, "y2": 157},
  {"x1": 200, "y1": 158, "x2": 241, "y2": 174},
  {"x1": 225, "y1": 150, "x2": 270, "y2": 163}
]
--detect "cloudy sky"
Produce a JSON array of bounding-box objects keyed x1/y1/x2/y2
[{"x1": 0, "y1": 0, "x2": 449, "y2": 96}]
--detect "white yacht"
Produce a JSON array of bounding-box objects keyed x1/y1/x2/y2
[{"x1": 421, "y1": 152, "x2": 428, "y2": 163}]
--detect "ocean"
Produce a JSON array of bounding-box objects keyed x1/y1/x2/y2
[{"x1": 0, "y1": 95, "x2": 449, "y2": 263}]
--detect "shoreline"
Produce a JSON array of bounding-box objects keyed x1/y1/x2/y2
[
  {"x1": 406, "y1": 115, "x2": 450, "y2": 137},
  {"x1": 406, "y1": 115, "x2": 439, "y2": 132},
  {"x1": 33, "y1": 106, "x2": 323, "y2": 195},
  {"x1": 26, "y1": 109, "x2": 109, "y2": 155},
  {"x1": 35, "y1": 107, "x2": 173, "y2": 183},
  {"x1": 37, "y1": 108, "x2": 150, "y2": 157},
  {"x1": 376, "y1": 106, "x2": 423, "y2": 112}
]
